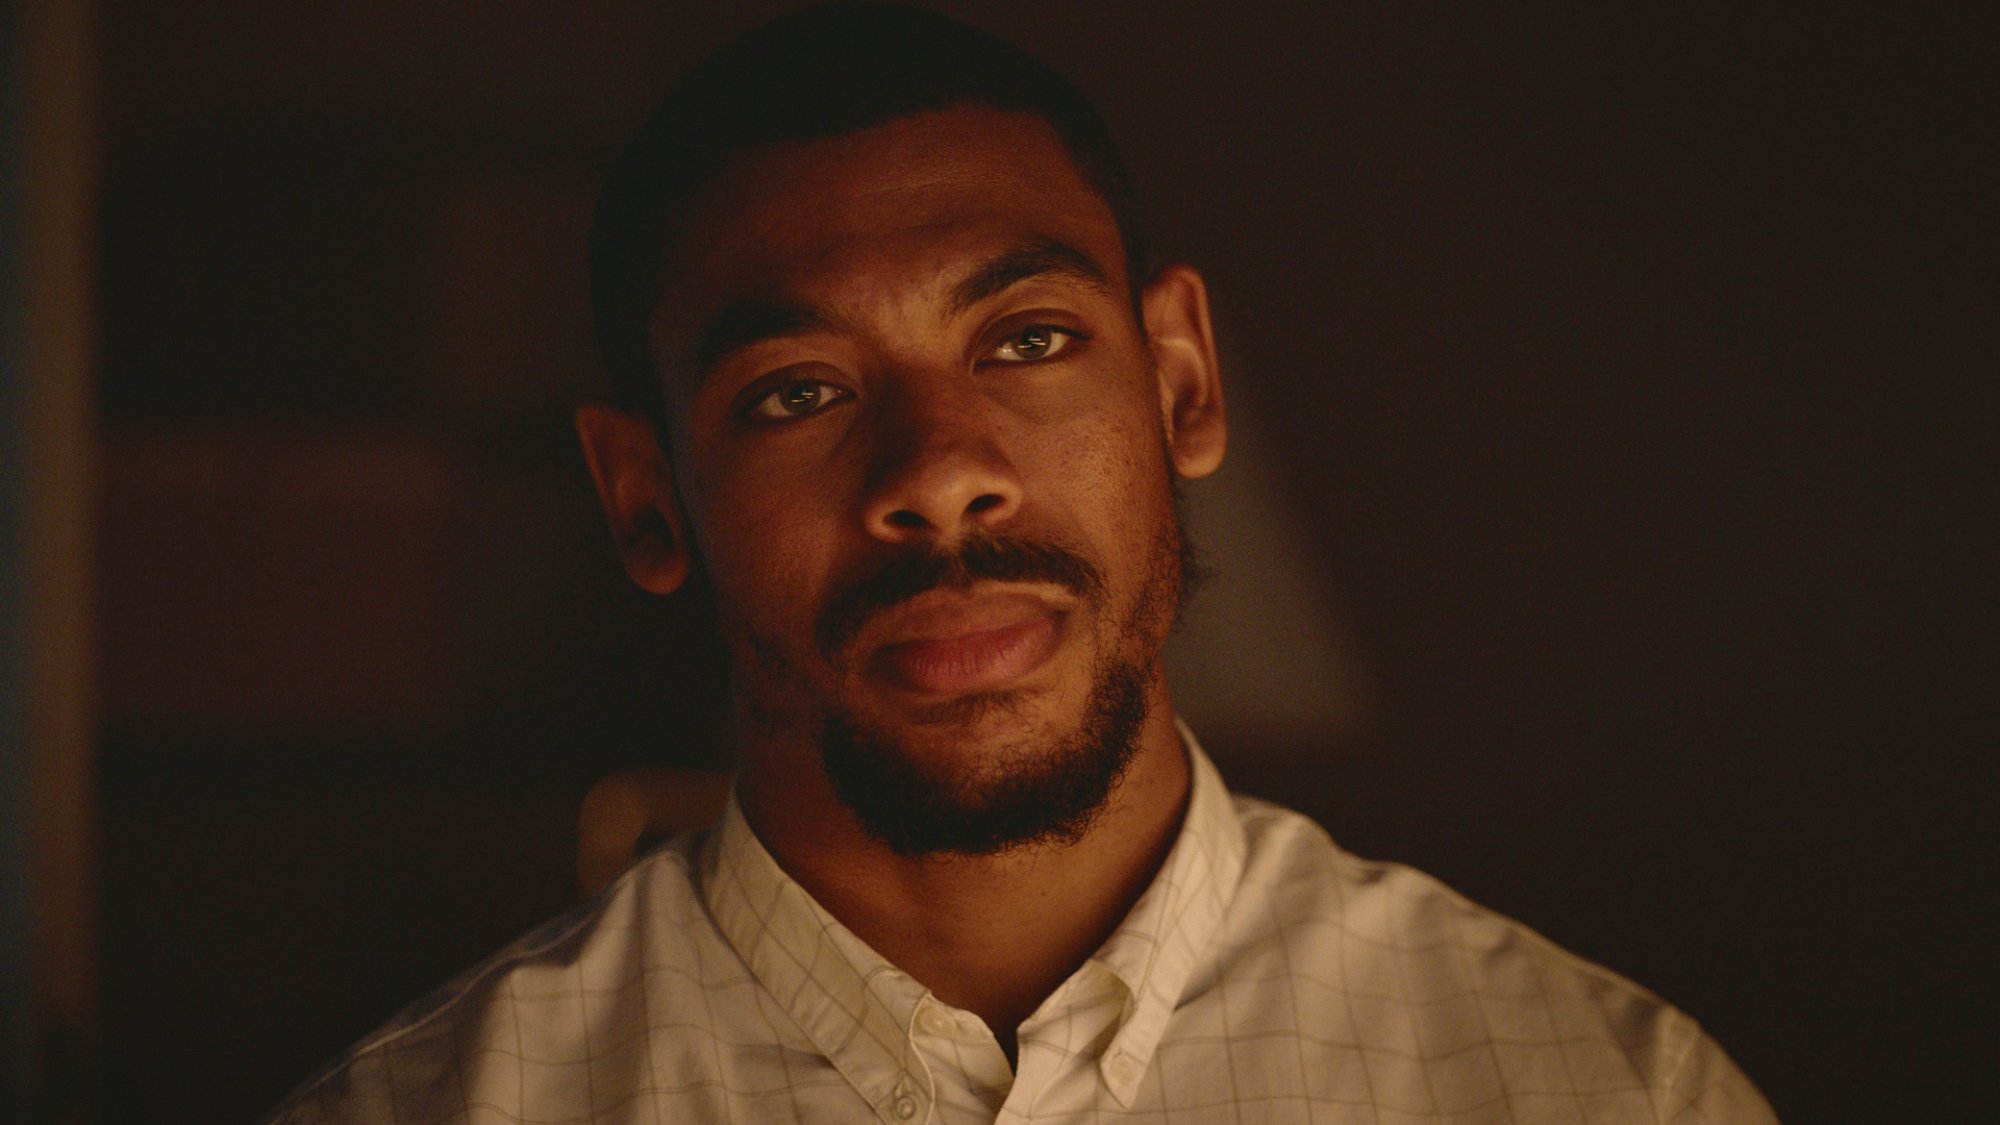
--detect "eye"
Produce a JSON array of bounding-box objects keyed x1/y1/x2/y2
[
  {"x1": 746, "y1": 378, "x2": 849, "y2": 422},
  {"x1": 989, "y1": 325, "x2": 1079, "y2": 363}
]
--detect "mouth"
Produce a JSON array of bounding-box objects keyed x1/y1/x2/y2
[{"x1": 863, "y1": 590, "x2": 1067, "y2": 697}]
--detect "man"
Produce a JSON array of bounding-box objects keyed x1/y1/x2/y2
[{"x1": 270, "y1": 5, "x2": 1776, "y2": 1122}]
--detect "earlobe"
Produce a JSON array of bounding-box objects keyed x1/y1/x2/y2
[
  {"x1": 1142, "y1": 263, "x2": 1227, "y2": 479},
  {"x1": 574, "y1": 404, "x2": 692, "y2": 595}
]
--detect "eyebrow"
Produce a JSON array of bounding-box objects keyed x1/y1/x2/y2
[
  {"x1": 684, "y1": 235, "x2": 1115, "y2": 385},
  {"x1": 690, "y1": 299, "x2": 838, "y2": 380},
  {"x1": 944, "y1": 236, "x2": 1114, "y2": 318}
]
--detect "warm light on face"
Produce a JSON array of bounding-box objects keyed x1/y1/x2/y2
[{"x1": 644, "y1": 108, "x2": 1199, "y2": 853}]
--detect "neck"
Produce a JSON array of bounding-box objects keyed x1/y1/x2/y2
[{"x1": 736, "y1": 685, "x2": 1192, "y2": 1052}]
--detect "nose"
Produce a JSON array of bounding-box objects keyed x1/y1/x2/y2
[{"x1": 860, "y1": 383, "x2": 1023, "y2": 545}]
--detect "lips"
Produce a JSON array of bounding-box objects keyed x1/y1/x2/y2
[{"x1": 864, "y1": 592, "x2": 1065, "y2": 696}]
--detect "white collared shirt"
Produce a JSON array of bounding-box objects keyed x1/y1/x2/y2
[{"x1": 271, "y1": 729, "x2": 1776, "y2": 1123}]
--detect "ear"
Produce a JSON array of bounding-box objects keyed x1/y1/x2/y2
[
  {"x1": 574, "y1": 404, "x2": 692, "y2": 595},
  {"x1": 1141, "y1": 263, "x2": 1226, "y2": 479}
]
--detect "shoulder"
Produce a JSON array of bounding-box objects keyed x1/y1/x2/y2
[
  {"x1": 1211, "y1": 795, "x2": 1777, "y2": 1122},
  {"x1": 1227, "y1": 792, "x2": 1654, "y2": 1002},
  {"x1": 262, "y1": 832, "x2": 727, "y2": 1124}
]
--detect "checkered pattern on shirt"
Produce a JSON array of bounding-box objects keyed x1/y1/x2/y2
[{"x1": 266, "y1": 728, "x2": 1777, "y2": 1124}]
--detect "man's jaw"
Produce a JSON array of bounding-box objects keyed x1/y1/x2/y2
[{"x1": 818, "y1": 651, "x2": 1151, "y2": 859}]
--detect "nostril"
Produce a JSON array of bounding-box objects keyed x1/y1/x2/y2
[
  {"x1": 965, "y1": 493, "x2": 1005, "y2": 515},
  {"x1": 886, "y1": 509, "x2": 929, "y2": 530}
]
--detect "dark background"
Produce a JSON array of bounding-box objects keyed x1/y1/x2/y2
[{"x1": 83, "y1": 2, "x2": 1993, "y2": 1122}]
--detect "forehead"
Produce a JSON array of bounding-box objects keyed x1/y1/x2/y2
[{"x1": 653, "y1": 107, "x2": 1127, "y2": 354}]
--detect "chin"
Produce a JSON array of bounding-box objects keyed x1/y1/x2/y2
[{"x1": 819, "y1": 656, "x2": 1149, "y2": 858}]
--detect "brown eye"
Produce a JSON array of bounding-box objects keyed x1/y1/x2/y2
[
  {"x1": 778, "y1": 382, "x2": 821, "y2": 413},
  {"x1": 749, "y1": 379, "x2": 845, "y2": 421},
  {"x1": 991, "y1": 325, "x2": 1075, "y2": 363}
]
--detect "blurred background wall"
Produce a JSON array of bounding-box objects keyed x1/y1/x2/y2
[{"x1": 4, "y1": 1, "x2": 1993, "y2": 1122}]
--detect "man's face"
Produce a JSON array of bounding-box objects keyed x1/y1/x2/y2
[{"x1": 633, "y1": 107, "x2": 1217, "y2": 854}]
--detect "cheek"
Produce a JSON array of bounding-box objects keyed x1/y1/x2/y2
[
  {"x1": 1040, "y1": 380, "x2": 1168, "y2": 512},
  {"x1": 1026, "y1": 347, "x2": 1161, "y2": 487},
  {"x1": 1033, "y1": 401, "x2": 1174, "y2": 580},
  {"x1": 683, "y1": 462, "x2": 843, "y2": 638}
]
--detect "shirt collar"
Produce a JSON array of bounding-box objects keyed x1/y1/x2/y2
[
  {"x1": 700, "y1": 797, "x2": 934, "y2": 1123},
  {"x1": 1085, "y1": 719, "x2": 1247, "y2": 1104},
  {"x1": 700, "y1": 720, "x2": 1247, "y2": 1114}
]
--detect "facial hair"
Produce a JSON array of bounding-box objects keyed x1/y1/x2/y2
[
  {"x1": 821, "y1": 650, "x2": 1150, "y2": 857},
  {"x1": 813, "y1": 500, "x2": 1191, "y2": 859}
]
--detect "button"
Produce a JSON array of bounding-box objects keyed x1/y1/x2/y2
[
  {"x1": 1107, "y1": 1052, "x2": 1140, "y2": 1084},
  {"x1": 917, "y1": 1008, "x2": 956, "y2": 1036},
  {"x1": 893, "y1": 1094, "x2": 918, "y2": 1120}
]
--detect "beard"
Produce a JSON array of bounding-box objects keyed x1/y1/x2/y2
[
  {"x1": 805, "y1": 485, "x2": 1200, "y2": 859},
  {"x1": 821, "y1": 651, "x2": 1151, "y2": 858}
]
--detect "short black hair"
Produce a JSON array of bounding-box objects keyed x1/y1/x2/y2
[{"x1": 588, "y1": 1, "x2": 1146, "y2": 432}]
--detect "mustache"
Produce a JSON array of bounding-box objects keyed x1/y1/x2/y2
[{"x1": 815, "y1": 535, "x2": 1104, "y2": 659}]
